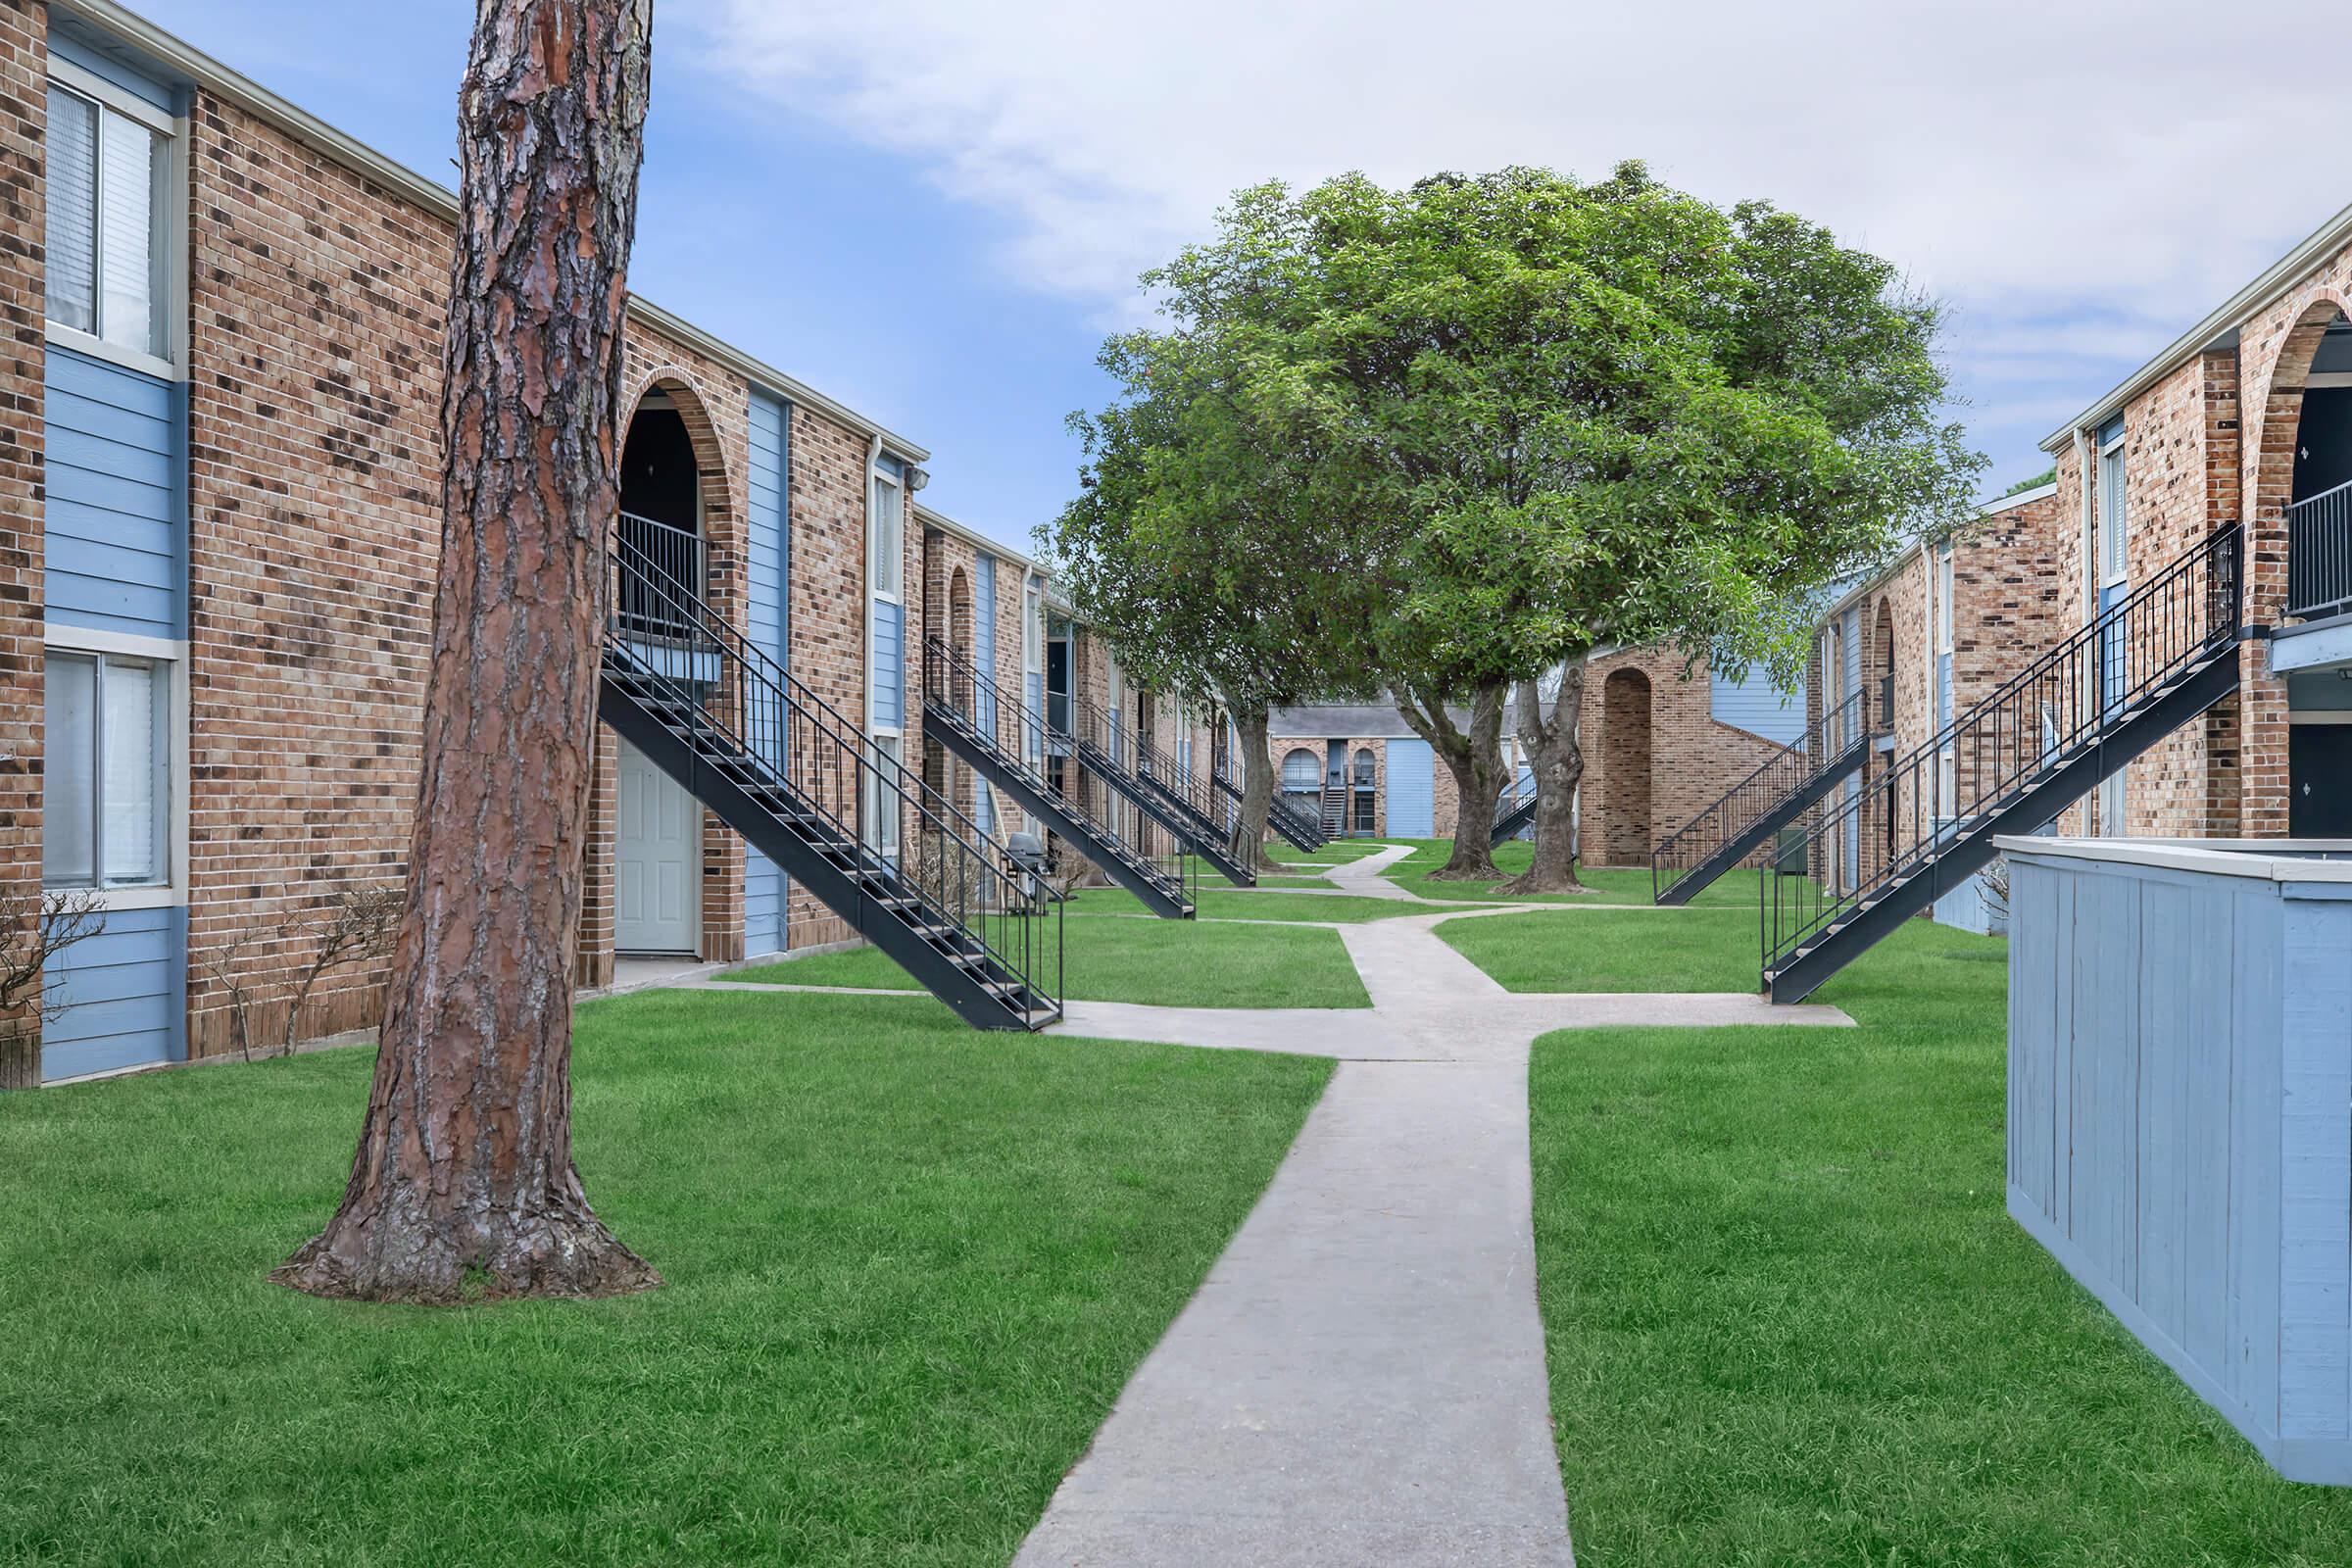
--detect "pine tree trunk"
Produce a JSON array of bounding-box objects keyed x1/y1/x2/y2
[
  {"x1": 1228, "y1": 708, "x2": 1273, "y2": 872},
  {"x1": 274, "y1": 0, "x2": 660, "y2": 1305},
  {"x1": 1496, "y1": 665, "x2": 1588, "y2": 896}
]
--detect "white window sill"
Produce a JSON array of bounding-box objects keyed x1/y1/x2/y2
[
  {"x1": 44, "y1": 883, "x2": 184, "y2": 911},
  {"x1": 45, "y1": 319, "x2": 177, "y2": 383}
]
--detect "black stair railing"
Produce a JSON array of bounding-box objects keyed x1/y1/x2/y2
[
  {"x1": 613, "y1": 511, "x2": 707, "y2": 642},
  {"x1": 1651, "y1": 689, "x2": 1869, "y2": 903},
  {"x1": 1069, "y1": 691, "x2": 1257, "y2": 883},
  {"x1": 604, "y1": 533, "x2": 1062, "y2": 1025},
  {"x1": 1211, "y1": 760, "x2": 1326, "y2": 851},
  {"x1": 2287, "y1": 477, "x2": 2352, "y2": 621},
  {"x1": 1764, "y1": 523, "x2": 2242, "y2": 987},
  {"x1": 921, "y1": 635, "x2": 1199, "y2": 912}
]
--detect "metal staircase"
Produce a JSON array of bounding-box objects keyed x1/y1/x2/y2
[
  {"x1": 920, "y1": 637, "x2": 1197, "y2": 919},
  {"x1": 1069, "y1": 694, "x2": 1258, "y2": 886},
  {"x1": 1318, "y1": 779, "x2": 1348, "y2": 839},
  {"x1": 1211, "y1": 762, "x2": 1326, "y2": 852},
  {"x1": 1763, "y1": 524, "x2": 2244, "y2": 1004},
  {"x1": 1490, "y1": 789, "x2": 1537, "y2": 847},
  {"x1": 599, "y1": 536, "x2": 1063, "y2": 1030},
  {"x1": 1651, "y1": 690, "x2": 1871, "y2": 906}
]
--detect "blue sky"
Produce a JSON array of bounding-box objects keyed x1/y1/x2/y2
[{"x1": 134, "y1": 0, "x2": 2347, "y2": 557}]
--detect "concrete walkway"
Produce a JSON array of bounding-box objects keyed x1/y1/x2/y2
[{"x1": 1012, "y1": 906, "x2": 1848, "y2": 1567}]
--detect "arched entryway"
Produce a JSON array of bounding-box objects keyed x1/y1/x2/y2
[
  {"x1": 1281, "y1": 748, "x2": 1320, "y2": 815},
  {"x1": 2258, "y1": 300, "x2": 2352, "y2": 837},
  {"x1": 605, "y1": 376, "x2": 735, "y2": 962},
  {"x1": 1601, "y1": 668, "x2": 1652, "y2": 865}
]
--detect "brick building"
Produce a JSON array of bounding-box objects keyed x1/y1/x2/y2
[
  {"x1": 1269, "y1": 652, "x2": 1800, "y2": 866},
  {"x1": 12, "y1": 0, "x2": 1141, "y2": 1081},
  {"x1": 1802, "y1": 483, "x2": 2070, "y2": 928},
  {"x1": 2038, "y1": 199, "x2": 2352, "y2": 845}
]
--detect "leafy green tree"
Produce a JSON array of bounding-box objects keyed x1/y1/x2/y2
[
  {"x1": 1049, "y1": 302, "x2": 1378, "y2": 869},
  {"x1": 1148, "y1": 165, "x2": 1983, "y2": 886}
]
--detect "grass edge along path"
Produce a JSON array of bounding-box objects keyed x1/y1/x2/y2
[
  {"x1": 0, "y1": 988, "x2": 1333, "y2": 1567},
  {"x1": 1525, "y1": 918, "x2": 2352, "y2": 1564},
  {"x1": 735, "y1": 914, "x2": 1373, "y2": 1009}
]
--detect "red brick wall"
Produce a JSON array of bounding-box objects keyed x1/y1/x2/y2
[
  {"x1": 0, "y1": 3, "x2": 44, "y2": 1072},
  {"x1": 1578, "y1": 649, "x2": 1786, "y2": 867},
  {"x1": 177, "y1": 87, "x2": 874, "y2": 1049}
]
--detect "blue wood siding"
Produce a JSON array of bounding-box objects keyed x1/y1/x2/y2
[
  {"x1": 2008, "y1": 849, "x2": 2352, "y2": 1483},
  {"x1": 1387, "y1": 738, "x2": 1435, "y2": 837},
  {"x1": 41, "y1": 906, "x2": 184, "y2": 1080},
  {"x1": 46, "y1": 345, "x2": 183, "y2": 640},
  {"x1": 973, "y1": 556, "x2": 998, "y2": 832},
  {"x1": 974, "y1": 556, "x2": 998, "y2": 741},
  {"x1": 871, "y1": 600, "x2": 904, "y2": 730},
  {"x1": 1708, "y1": 661, "x2": 1804, "y2": 746},
  {"x1": 743, "y1": 392, "x2": 789, "y2": 953}
]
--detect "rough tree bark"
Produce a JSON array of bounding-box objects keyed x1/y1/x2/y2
[
  {"x1": 1398, "y1": 678, "x2": 1508, "y2": 879},
  {"x1": 274, "y1": 0, "x2": 661, "y2": 1304},
  {"x1": 1227, "y1": 707, "x2": 1274, "y2": 872},
  {"x1": 1494, "y1": 661, "x2": 1588, "y2": 896}
]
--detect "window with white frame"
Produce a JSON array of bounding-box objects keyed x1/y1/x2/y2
[
  {"x1": 2096, "y1": 420, "x2": 2129, "y2": 590},
  {"x1": 46, "y1": 72, "x2": 172, "y2": 367},
  {"x1": 44, "y1": 649, "x2": 169, "y2": 888},
  {"x1": 862, "y1": 735, "x2": 903, "y2": 858},
  {"x1": 2095, "y1": 419, "x2": 2130, "y2": 829},
  {"x1": 1936, "y1": 542, "x2": 1956, "y2": 816},
  {"x1": 868, "y1": 467, "x2": 904, "y2": 603}
]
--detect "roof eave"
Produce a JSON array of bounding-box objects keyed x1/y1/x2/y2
[
  {"x1": 2038, "y1": 196, "x2": 2352, "y2": 453},
  {"x1": 50, "y1": 0, "x2": 929, "y2": 464}
]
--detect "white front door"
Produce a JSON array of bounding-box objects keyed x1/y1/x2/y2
[{"x1": 617, "y1": 735, "x2": 700, "y2": 954}]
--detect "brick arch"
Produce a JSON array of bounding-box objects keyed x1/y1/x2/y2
[
  {"x1": 2248, "y1": 297, "x2": 2351, "y2": 622},
  {"x1": 611, "y1": 366, "x2": 748, "y2": 966},
  {"x1": 948, "y1": 564, "x2": 972, "y2": 659},
  {"x1": 2234, "y1": 296, "x2": 2350, "y2": 840},
  {"x1": 1601, "y1": 666, "x2": 1654, "y2": 864},
  {"x1": 621, "y1": 366, "x2": 740, "y2": 570}
]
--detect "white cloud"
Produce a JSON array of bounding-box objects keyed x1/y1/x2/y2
[
  {"x1": 675, "y1": 0, "x2": 2347, "y2": 464},
  {"x1": 683, "y1": 1, "x2": 2340, "y2": 321}
]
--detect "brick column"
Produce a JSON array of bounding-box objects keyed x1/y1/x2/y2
[{"x1": 0, "y1": 5, "x2": 46, "y2": 1087}]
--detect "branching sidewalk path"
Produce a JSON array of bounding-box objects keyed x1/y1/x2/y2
[{"x1": 1013, "y1": 906, "x2": 1850, "y2": 1567}]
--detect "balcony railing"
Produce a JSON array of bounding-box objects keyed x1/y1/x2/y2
[
  {"x1": 613, "y1": 511, "x2": 707, "y2": 643},
  {"x1": 2287, "y1": 476, "x2": 2352, "y2": 621}
]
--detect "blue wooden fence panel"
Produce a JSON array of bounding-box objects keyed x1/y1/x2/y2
[
  {"x1": 742, "y1": 391, "x2": 789, "y2": 953},
  {"x1": 2007, "y1": 846, "x2": 2352, "y2": 1482}
]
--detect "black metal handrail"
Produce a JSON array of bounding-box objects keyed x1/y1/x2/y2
[
  {"x1": 606, "y1": 533, "x2": 1061, "y2": 1019},
  {"x1": 1068, "y1": 688, "x2": 1234, "y2": 855},
  {"x1": 613, "y1": 510, "x2": 706, "y2": 641},
  {"x1": 2288, "y1": 476, "x2": 2352, "y2": 621},
  {"x1": 1651, "y1": 689, "x2": 1868, "y2": 903},
  {"x1": 1209, "y1": 760, "x2": 1326, "y2": 849},
  {"x1": 922, "y1": 635, "x2": 1197, "y2": 907},
  {"x1": 1764, "y1": 522, "x2": 2242, "y2": 979}
]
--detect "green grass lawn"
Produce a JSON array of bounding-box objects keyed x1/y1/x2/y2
[
  {"x1": 734, "y1": 914, "x2": 1372, "y2": 1009},
  {"x1": 1376, "y1": 840, "x2": 1765, "y2": 908},
  {"x1": 1528, "y1": 918, "x2": 2352, "y2": 1563},
  {"x1": 1063, "y1": 886, "x2": 1424, "y2": 924},
  {"x1": 1264, "y1": 839, "x2": 1390, "y2": 867},
  {"x1": 0, "y1": 989, "x2": 1331, "y2": 1566},
  {"x1": 1435, "y1": 906, "x2": 1763, "y2": 993}
]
